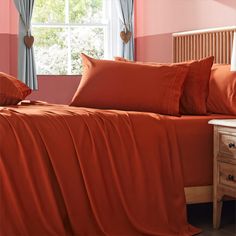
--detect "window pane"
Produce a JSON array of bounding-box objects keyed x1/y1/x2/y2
[
  {"x1": 32, "y1": 0, "x2": 65, "y2": 23},
  {"x1": 70, "y1": 27, "x2": 105, "y2": 75},
  {"x1": 69, "y1": 0, "x2": 104, "y2": 23},
  {"x1": 33, "y1": 28, "x2": 68, "y2": 75}
]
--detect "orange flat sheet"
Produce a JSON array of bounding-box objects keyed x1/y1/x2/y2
[
  {"x1": 0, "y1": 102, "x2": 206, "y2": 235},
  {"x1": 168, "y1": 114, "x2": 235, "y2": 187}
]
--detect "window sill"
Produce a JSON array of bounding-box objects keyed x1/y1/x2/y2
[{"x1": 37, "y1": 74, "x2": 82, "y2": 76}]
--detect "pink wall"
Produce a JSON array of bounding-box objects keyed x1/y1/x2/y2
[
  {"x1": 27, "y1": 76, "x2": 81, "y2": 104},
  {"x1": 135, "y1": 0, "x2": 236, "y2": 62},
  {"x1": 0, "y1": 0, "x2": 18, "y2": 34},
  {"x1": 0, "y1": 1, "x2": 10, "y2": 34},
  {"x1": 0, "y1": 0, "x2": 18, "y2": 76}
]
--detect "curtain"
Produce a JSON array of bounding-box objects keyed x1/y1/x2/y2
[
  {"x1": 116, "y1": 0, "x2": 135, "y2": 60},
  {"x1": 14, "y1": 0, "x2": 38, "y2": 90}
]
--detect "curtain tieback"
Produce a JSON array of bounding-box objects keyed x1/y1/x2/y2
[
  {"x1": 21, "y1": 16, "x2": 35, "y2": 49},
  {"x1": 120, "y1": 25, "x2": 132, "y2": 44},
  {"x1": 24, "y1": 31, "x2": 34, "y2": 49}
]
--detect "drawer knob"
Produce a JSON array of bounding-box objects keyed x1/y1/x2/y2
[
  {"x1": 228, "y1": 143, "x2": 235, "y2": 149},
  {"x1": 227, "y1": 174, "x2": 235, "y2": 181}
]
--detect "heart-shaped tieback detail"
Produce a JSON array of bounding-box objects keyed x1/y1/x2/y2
[
  {"x1": 120, "y1": 30, "x2": 132, "y2": 44},
  {"x1": 24, "y1": 35, "x2": 34, "y2": 49}
]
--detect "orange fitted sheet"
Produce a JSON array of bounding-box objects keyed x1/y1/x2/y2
[{"x1": 168, "y1": 114, "x2": 236, "y2": 187}]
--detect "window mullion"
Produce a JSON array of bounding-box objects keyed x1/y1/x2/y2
[
  {"x1": 65, "y1": 0, "x2": 72, "y2": 75},
  {"x1": 67, "y1": 27, "x2": 72, "y2": 75}
]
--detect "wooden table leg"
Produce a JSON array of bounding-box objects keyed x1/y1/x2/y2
[{"x1": 213, "y1": 197, "x2": 223, "y2": 229}]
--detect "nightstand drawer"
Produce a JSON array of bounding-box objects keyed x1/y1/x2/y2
[
  {"x1": 219, "y1": 133, "x2": 236, "y2": 159},
  {"x1": 218, "y1": 162, "x2": 236, "y2": 189}
]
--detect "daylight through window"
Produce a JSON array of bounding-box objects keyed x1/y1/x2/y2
[{"x1": 32, "y1": 0, "x2": 115, "y2": 75}]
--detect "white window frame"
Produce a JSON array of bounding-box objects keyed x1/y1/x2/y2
[{"x1": 32, "y1": 0, "x2": 119, "y2": 75}]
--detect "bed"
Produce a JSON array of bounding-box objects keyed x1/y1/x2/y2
[
  {"x1": 1, "y1": 102, "x2": 205, "y2": 236},
  {"x1": 173, "y1": 26, "x2": 236, "y2": 203},
  {"x1": 0, "y1": 27, "x2": 235, "y2": 235}
]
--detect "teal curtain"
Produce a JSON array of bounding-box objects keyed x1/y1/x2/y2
[
  {"x1": 116, "y1": 0, "x2": 135, "y2": 60},
  {"x1": 14, "y1": 0, "x2": 38, "y2": 90}
]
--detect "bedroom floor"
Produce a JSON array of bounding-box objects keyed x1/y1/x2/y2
[{"x1": 187, "y1": 201, "x2": 236, "y2": 235}]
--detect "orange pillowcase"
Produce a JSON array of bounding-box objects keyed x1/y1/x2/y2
[
  {"x1": 0, "y1": 72, "x2": 31, "y2": 106},
  {"x1": 207, "y1": 64, "x2": 236, "y2": 115},
  {"x1": 70, "y1": 54, "x2": 189, "y2": 116},
  {"x1": 115, "y1": 56, "x2": 214, "y2": 115},
  {"x1": 179, "y1": 57, "x2": 214, "y2": 114}
]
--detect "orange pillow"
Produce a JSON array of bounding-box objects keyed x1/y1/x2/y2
[
  {"x1": 179, "y1": 57, "x2": 214, "y2": 115},
  {"x1": 115, "y1": 57, "x2": 157, "y2": 66},
  {"x1": 207, "y1": 64, "x2": 236, "y2": 115},
  {"x1": 70, "y1": 54, "x2": 189, "y2": 116},
  {"x1": 0, "y1": 72, "x2": 31, "y2": 106},
  {"x1": 115, "y1": 57, "x2": 214, "y2": 115}
]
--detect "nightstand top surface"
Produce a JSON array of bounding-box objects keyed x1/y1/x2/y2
[{"x1": 208, "y1": 119, "x2": 236, "y2": 128}]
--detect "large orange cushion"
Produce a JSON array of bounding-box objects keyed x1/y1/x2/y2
[
  {"x1": 115, "y1": 57, "x2": 214, "y2": 115},
  {"x1": 207, "y1": 64, "x2": 236, "y2": 115},
  {"x1": 70, "y1": 54, "x2": 189, "y2": 116},
  {"x1": 0, "y1": 72, "x2": 31, "y2": 106}
]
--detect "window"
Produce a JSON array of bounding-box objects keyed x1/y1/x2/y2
[{"x1": 32, "y1": 0, "x2": 118, "y2": 75}]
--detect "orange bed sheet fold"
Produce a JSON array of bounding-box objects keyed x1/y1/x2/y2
[{"x1": 0, "y1": 103, "x2": 200, "y2": 236}]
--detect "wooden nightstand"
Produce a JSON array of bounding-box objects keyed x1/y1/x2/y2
[{"x1": 209, "y1": 119, "x2": 236, "y2": 229}]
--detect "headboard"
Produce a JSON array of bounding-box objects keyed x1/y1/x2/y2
[{"x1": 172, "y1": 26, "x2": 236, "y2": 64}]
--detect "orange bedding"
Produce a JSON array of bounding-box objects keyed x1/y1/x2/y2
[
  {"x1": 168, "y1": 114, "x2": 235, "y2": 187},
  {"x1": 0, "y1": 102, "x2": 202, "y2": 236}
]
